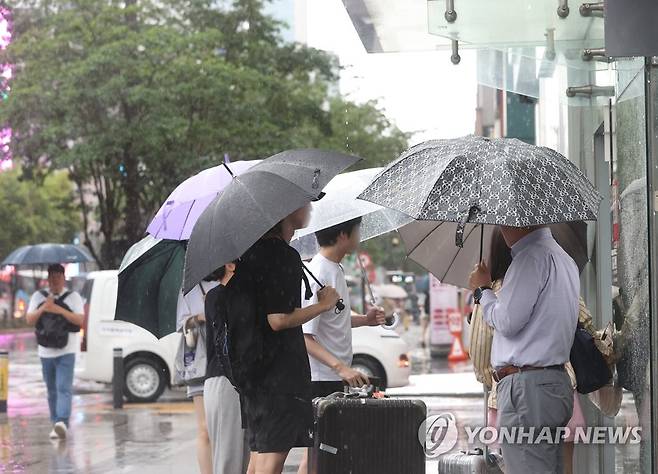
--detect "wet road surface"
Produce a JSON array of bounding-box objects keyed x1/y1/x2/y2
[{"x1": 0, "y1": 329, "x2": 644, "y2": 473}]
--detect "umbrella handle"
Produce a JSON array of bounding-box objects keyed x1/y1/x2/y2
[
  {"x1": 356, "y1": 253, "x2": 377, "y2": 306},
  {"x1": 479, "y1": 224, "x2": 484, "y2": 262},
  {"x1": 301, "y1": 263, "x2": 345, "y2": 313}
]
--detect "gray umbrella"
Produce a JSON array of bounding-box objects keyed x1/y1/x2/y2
[
  {"x1": 398, "y1": 220, "x2": 588, "y2": 289},
  {"x1": 1, "y1": 243, "x2": 94, "y2": 266},
  {"x1": 183, "y1": 149, "x2": 361, "y2": 292},
  {"x1": 358, "y1": 135, "x2": 602, "y2": 247}
]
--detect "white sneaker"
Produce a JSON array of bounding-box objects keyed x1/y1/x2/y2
[
  {"x1": 49, "y1": 428, "x2": 59, "y2": 439},
  {"x1": 53, "y1": 422, "x2": 67, "y2": 439}
]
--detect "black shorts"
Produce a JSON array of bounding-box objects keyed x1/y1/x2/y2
[
  {"x1": 243, "y1": 391, "x2": 313, "y2": 453},
  {"x1": 311, "y1": 381, "x2": 346, "y2": 399}
]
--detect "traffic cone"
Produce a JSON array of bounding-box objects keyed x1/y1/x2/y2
[
  {"x1": 448, "y1": 334, "x2": 468, "y2": 362},
  {"x1": 447, "y1": 310, "x2": 469, "y2": 362}
]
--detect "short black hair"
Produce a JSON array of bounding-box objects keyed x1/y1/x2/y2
[
  {"x1": 203, "y1": 266, "x2": 228, "y2": 282},
  {"x1": 315, "y1": 217, "x2": 362, "y2": 248},
  {"x1": 47, "y1": 264, "x2": 65, "y2": 275}
]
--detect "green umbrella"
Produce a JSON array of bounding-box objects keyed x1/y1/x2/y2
[{"x1": 115, "y1": 235, "x2": 186, "y2": 338}]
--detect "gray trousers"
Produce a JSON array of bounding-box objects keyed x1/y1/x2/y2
[
  {"x1": 497, "y1": 368, "x2": 573, "y2": 474},
  {"x1": 204, "y1": 376, "x2": 250, "y2": 474}
]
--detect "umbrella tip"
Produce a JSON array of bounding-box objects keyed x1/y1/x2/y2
[
  {"x1": 222, "y1": 162, "x2": 235, "y2": 178},
  {"x1": 224, "y1": 153, "x2": 231, "y2": 164}
]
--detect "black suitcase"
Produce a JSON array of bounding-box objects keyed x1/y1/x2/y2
[{"x1": 308, "y1": 388, "x2": 427, "y2": 474}]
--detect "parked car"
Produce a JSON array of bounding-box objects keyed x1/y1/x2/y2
[
  {"x1": 351, "y1": 325, "x2": 410, "y2": 389},
  {"x1": 77, "y1": 270, "x2": 410, "y2": 403}
]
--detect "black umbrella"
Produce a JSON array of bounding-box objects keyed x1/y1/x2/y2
[
  {"x1": 358, "y1": 135, "x2": 602, "y2": 248},
  {"x1": 2, "y1": 243, "x2": 94, "y2": 266},
  {"x1": 115, "y1": 236, "x2": 186, "y2": 338},
  {"x1": 183, "y1": 149, "x2": 361, "y2": 292}
]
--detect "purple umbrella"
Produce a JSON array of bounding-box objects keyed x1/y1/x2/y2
[{"x1": 147, "y1": 160, "x2": 260, "y2": 240}]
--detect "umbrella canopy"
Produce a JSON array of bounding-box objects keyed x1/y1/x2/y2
[
  {"x1": 399, "y1": 221, "x2": 589, "y2": 289},
  {"x1": 2, "y1": 243, "x2": 94, "y2": 266},
  {"x1": 118, "y1": 234, "x2": 162, "y2": 273},
  {"x1": 115, "y1": 236, "x2": 186, "y2": 338},
  {"x1": 358, "y1": 135, "x2": 602, "y2": 247},
  {"x1": 147, "y1": 160, "x2": 260, "y2": 240},
  {"x1": 399, "y1": 221, "x2": 493, "y2": 289},
  {"x1": 183, "y1": 149, "x2": 361, "y2": 292},
  {"x1": 290, "y1": 167, "x2": 413, "y2": 259}
]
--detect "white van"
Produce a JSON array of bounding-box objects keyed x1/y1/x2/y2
[
  {"x1": 78, "y1": 271, "x2": 410, "y2": 403},
  {"x1": 77, "y1": 270, "x2": 180, "y2": 403}
]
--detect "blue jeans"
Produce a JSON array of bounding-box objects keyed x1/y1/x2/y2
[{"x1": 41, "y1": 353, "x2": 75, "y2": 426}]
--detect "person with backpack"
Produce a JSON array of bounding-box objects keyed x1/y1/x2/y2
[
  {"x1": 224, "y1": 204, "x2": 340, "y2": 474},
  {"x1": 25, "y1": 264, "x2": 84, "y2": 440},
  {"x1": 297, "y1": 217, "x2": 386, "y2": 474},
  {"x1": 202, "y1": 262, "x2": 251, "y2": 474}
]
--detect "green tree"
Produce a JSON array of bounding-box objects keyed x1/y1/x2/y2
[
  {"x1": 0, "y1": 168, "x2": 81, "y2": 260},
  {"x1": 1, "y1": 0, "x2": 408, "y2": 267}
]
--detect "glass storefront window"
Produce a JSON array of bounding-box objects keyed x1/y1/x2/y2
[{"x1": 611, "y1": 68, "x2": 650, "y2": 473}]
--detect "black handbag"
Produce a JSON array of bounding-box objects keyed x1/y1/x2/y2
[{"x1": 569, "y1": 322, "x2": 612, "y2": 394}]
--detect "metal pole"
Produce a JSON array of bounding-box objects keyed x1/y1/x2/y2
[
  {"x1": 643, "y1": 56, "x2": 658, "y2": 474},
  {"x1": 8, "y1": 268, "x2": 15, "y2": 328},
  {"x1": 112, "y1": 348, "x2": 124, "y2": 409},
  {"x1": 0, "y1": 351, "x2": 7, "y2": 413}
]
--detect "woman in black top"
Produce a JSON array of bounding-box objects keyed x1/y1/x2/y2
[{"x1": 239, "y1": 204, "x2": 340, "y2": 474}]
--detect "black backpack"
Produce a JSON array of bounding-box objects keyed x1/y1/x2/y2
[
  {"x1": 213, "y1": 271, "x2": 269, "y2": 394},
  {"x1": 35, "y1": 290, "x2": 80, "y2": 349},
  {"x1": 569, "y1": 322, "x2": 612, "y2": 394}
]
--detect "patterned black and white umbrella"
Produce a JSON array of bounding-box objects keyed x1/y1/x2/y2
[
  {"x1": 358, "y1": 136, "x2": 601, "y2": 287},
  {"x1": 358, "y1": 135, "x2": 601, "y2": 247}
]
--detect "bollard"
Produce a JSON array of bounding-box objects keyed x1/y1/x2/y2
[
  {"x1": 0, "y1": 351, "x2": 7, "y2": 413},
  {"x1": 112, "y1": 348, "x2": 124, "y2": 409}
]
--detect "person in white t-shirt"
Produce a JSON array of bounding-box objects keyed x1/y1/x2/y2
[
  {"x1": 26, "y1": 264, "x2": 84, "y2": 440},
  {"x1": 176, "y1": 276, "x2": 220, "y2": 474},
  {"x1": 297, "y1": 217, "x2": 386, "y2": 474}
]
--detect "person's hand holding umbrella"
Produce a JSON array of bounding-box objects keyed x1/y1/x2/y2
[
  {"x1": 364, "y1": 306, "x2": 387, "y2": 326},
  {"x1": 42, "y1": 297, "x2": 63, "y2": 315},
  {"x1": 317, "y1": 286, "x2": 341, "y2": 312},
  {"x1": 469, "y1": 261, "x2": 492, "y2": 292}
]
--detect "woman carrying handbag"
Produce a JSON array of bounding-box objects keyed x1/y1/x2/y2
[{"x1": 176, "y1": 276, "x2": 220, "y2": 474}]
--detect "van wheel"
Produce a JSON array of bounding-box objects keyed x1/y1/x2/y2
[
  {"x1": 124, "y1": 356, "x2": 166, "y2": 403},
  {"x1": 351, "y1": 355, "x2": 387, "y2": 389}
]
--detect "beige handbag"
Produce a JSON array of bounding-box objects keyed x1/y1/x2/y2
[
  {"x1": 468, "y1": 304, "x2": 494, "y2": 389},
  {"x1": 468, "y1": 281, "x2": 500, "y2": 390}
]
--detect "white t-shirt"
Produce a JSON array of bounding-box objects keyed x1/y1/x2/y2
[
  {"x1": 302, "y1": 253, "x2": 352, "y2": 382},
  {"x1": 176, "y1": 281, "x2": 219, "y2": 332},
  {"x1": 27, "y1": 288, "x2": 84, "y2": 359}
]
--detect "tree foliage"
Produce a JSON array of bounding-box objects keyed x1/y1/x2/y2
[
  {"x1": 1, "y1": 0, "x2": 408, "y2": 267},
  {"x1": 0, "y1": 168, "x2": 80, "y2": 260}
]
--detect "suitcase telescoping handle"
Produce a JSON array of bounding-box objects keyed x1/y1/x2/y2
[
  {"x1": 483, "y1": 383, "x2": 497, "y2": 467},
  {"x1": 320, "y1": 377, "x2": 384, "y2": 400},
  {"x1": 342, "y1": 376, "x2": 383, "y2": 398}
]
